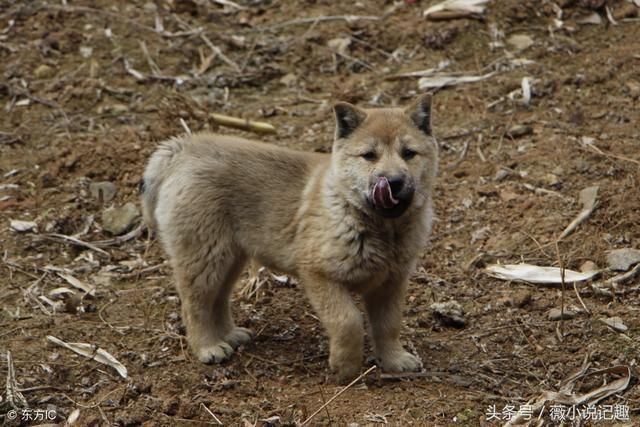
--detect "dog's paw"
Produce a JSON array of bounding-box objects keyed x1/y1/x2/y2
[
  {"x1": 225, "y1": 327, "x2": 253, "y2": 349},
  {"x1": 195, "y1": 341, "x2": 234, "y2": 364},
  {"x1": 378, "y1": 349, "x2": 423, "y2": 373},
  {"x1": 333, "y1": 363, "x2": 362, "y2": 385}
]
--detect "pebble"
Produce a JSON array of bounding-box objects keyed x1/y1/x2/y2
[
  {"x1": 90, "y1": 181, "x2": 117, "y2": 204},
  {"x1": 430, "y1": 300, "x2": 466, "y2": 328},
  {"x1": 101, "y1": 202, "x2": 139, "y2": 235},
  {"x1": 606, "y1": 248, "x2": 640, "y2": 271}
]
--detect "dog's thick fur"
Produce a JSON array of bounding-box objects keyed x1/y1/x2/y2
[{"x1": 141, "y1": 95, "x2": 438, "y2": 382}]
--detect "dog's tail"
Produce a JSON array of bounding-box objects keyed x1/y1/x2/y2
[{"x1": 140, "y1": 137, "x2": 186, "y2": 230}]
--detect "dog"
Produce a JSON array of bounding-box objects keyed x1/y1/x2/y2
[{"x1": 141, "y1": 94, "x2": 438, "y2": 382}]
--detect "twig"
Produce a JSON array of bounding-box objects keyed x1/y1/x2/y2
[
  {"x1": 209, "y1": 113, "x2": 276, "y2": 134},
  {"x1": 3, "y1": 351, "x2": 28, "y2": 412},
  {"x1": 573, "y1": 281, "x2": 590, "y2": 314},
  {"x1": 580, "y1": 143, "x2": 640, "y2": 167},
  {"x1": 139, "y1": 41, "x2": 161, "y2": 76},
  {"x1": 212, "y1": 0, "x2": 246, "y2": 10},
  {"x1": 200, "y1": 34, "x2": 241, "y2": 72},
  {"x1": 445, "y1": 138, "x2": 470, "y2": 171},
  {"x1": 91, "y1": 223, "x2": 145, "y2": 248},
  {"x1": 123, "y1": 58, "x2": 146, "y2": 82},
  {"x1": 260, "y1": 15, "x2": 380, "y2": 32},
  {"x1": 116, "y1": 263, "x2": 168, "y2": 280},
  {"x1": 301, "y1": 365, "x2": 377, "y2": 426},
  {"x1": 179, "y1": 118, "x2": 192, "y2": 135},
  {"x1": 200, "y1": 403, "x2": 223, "y2": 425},
  {"x1": 601, "y1": 263, "x2": 640, "y2": 291},
  {"x1": 559, "y1": 186, "x2": 599, "y2": 240},
  {"x1": 38, "y1": 234, "x2": 110, "y2": 258},
  {"x1": 555, "y1": 241, "x2": 565, "y2": 341}
]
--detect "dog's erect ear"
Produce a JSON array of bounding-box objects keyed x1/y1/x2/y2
[
  {"x1": 405, "y1": 94, "x2": 433, "y2": 135},
  {"x1": 333, "y1": 102, "x2": 367, "y2": 139}
]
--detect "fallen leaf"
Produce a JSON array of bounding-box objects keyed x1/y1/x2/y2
[
  {"x1": 507, "y1": 34, "x2": 534, "y2": 51},
  {"x1": 424, "y1": 0, "x2": 491, "y2": 17},
  {"x1": 418, "y1": 72, "x2": 495, "y2": 90},
  {"x1": 46, "y1": 335, "x2": 128, "y2": 379},
  {"x1": 57, "y1": 273, "x2": 96, "y2": 297},
  {"x1": 485, "y1": 263, "x2": 599, "y2": 284},
  {"x1": 505, "y1": 365, "x2": 630, "y2": 426},
  {"x1": 599, "y1": 316, "x2": 628, "y2": 333}
]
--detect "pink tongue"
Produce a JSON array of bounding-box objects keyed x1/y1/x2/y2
[{"x1": 373, "y1": 177, "x2": 399, "y2": 209}]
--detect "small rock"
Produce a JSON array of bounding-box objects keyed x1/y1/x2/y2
[
  {"x1": 143, "y1": 1, "x2": 158, "y2": 13},
  {"x1": 600, "y1": 316, "x2": 628, "y2": 333},
  {"x1": 90, "y1": 181, "x2": 117, "y2": 204},
  {"x1": 279, "y1": 73, "x2": 297, "y2": 87},
  {"x1": 580, "y1": 260, "x2": 599, "y2": 272},
  {"x1": 97, "y1": 104, "x2": 130, "y2": 115},
  {"x1": 543, "y1": 173, "x2": 561, "y2": 187},
  {"x1": 625, "y1": 80, "x2": 640, "y2": 99},
  {"x1": 606, "y1": 248, "x2": 640, "y2": 271},
  {"x1": 470, "y1": 226, "x2": 490, "y2": 244},
  {"x1": 499, "y1": 189, "x2": 519, "y2": 202},
  {"x1": 34, "y1": 64, "x2": 55, "y2": 79},
  {"x1": 507, "y1": 34, "x2": 534, "y2": 51},
  {"x1": 494, "y1": 168, "x2": 511, "y2": 182},
  {"x1": 506, "y1": 124, "x2": 533, "y2": 139},
  {"x1": 327, "y1": 37, "x2": 351, "y2": 55},
  {"x1": 10, "y1": 219, "x2": 38, "y2": 232},
  {"x1": 548, "y1": 308, "x2": 577, "y2": 321},
  {"x1": 79, "y1": 46, "x2": 93, "y2": 58},
  {"x1": 101, "y1": 202, "x2": 140, "y2": 235},
  {"x1": 577, "y1": 12, "x2": 602, "y2": 25},
  {"x1": 513, "y1": 290, "x2": 533, "y2": 308},
  {"x1": 430, "y1": 301, "x2": 466, "y2": 328}
]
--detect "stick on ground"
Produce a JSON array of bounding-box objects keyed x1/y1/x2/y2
[{"x1": 301, "y1": 365, "x2": 377, "y2": 426}]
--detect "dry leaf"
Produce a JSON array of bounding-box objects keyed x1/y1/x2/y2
[
  {"x1": 505, "y1": 365, "x2": 630, "y2": 426},
  {"x1": 600, "y1": 316, "x2": 628, "y2": 333},
  {"x1": 418, "y1": 72, "x2": 495, "y2": 90},
  {"x1": 485, "y1": 263, "x2": 599, "y2": 284},
  {"x1": 424, "y1": 0, "x2": 491, "y2": 17},
  {"x1": 47, "y1": 335, "x2": 128, "y2": 378},
  {"x1": 57, "y1": 273, "x2": 96, "y2": 296}
]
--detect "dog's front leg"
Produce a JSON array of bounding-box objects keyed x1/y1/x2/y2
[
  {"x1": 364, "y1": 275, "x2": 422, "y2": 373},
  {"x1": 301, "y1": 273, "x2": 364, "y2": 383}
]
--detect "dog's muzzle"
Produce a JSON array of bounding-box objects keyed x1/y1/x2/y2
[{"x1": 368, "y1": 176, "x2": 414, "y2": 218}]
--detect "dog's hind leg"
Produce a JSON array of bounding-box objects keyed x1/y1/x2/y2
[{"x1": 173, "y1": 244, "x2": 252, "y2": 364}]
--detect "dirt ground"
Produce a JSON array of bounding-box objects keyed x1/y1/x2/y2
[{"x1": 2, "y1": 0, "x2": 640, "y2": 425}]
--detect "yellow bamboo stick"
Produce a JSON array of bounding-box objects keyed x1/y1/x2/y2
[{"x1": 209, "y1": 113, "x2": 276, "y2": 135}]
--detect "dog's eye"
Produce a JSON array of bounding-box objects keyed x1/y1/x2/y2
[
  {"x1": 361, "y1": 151, "x2": 377, "y2": 161},
  {"x1": 402, "y1": 148, "x2": 418, "y2": 160}
]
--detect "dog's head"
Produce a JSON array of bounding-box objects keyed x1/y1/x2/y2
[{"x1": 330, "y1": 94, "x2": 438, "y2": 219}]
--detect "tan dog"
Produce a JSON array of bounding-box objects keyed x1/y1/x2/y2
[{"x1": 141, "y1": 94, "x2": 438, "y2": 382}]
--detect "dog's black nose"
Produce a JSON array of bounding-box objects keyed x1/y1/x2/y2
[{"x1": 387, "y1": 176, "x2": 405, "y2": 197}]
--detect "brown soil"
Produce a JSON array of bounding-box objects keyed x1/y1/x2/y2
[{"x1": 2, "y1": 0, "x2": 640, "y2": 426}]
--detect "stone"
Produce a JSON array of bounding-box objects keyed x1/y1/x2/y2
[
  {"x1": 101, "y1": 202, "x2": 139, "y2": 235},
  {"x1": 607, "y1": 248, "x2": 640, "y2": 271},
  {"x1": 90, "y1": 181, "x2": 117, "y2": 204},
  {"x1": 34, "y1": 64, "x2": 55, "y2": 79}
]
